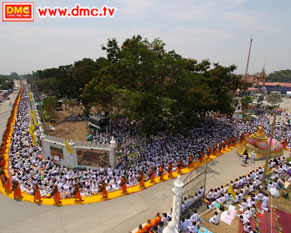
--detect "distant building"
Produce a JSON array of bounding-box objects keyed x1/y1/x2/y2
[{"x1": 245, "y1": 65, "x2": 291, "y2": 93}]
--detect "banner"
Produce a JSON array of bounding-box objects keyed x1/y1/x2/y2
[
  {"x1": 227, "y1": 184, "x2": 236, "y2": 200},
  {"x1": 64, "y1": 140, "x2": 74, "y2": 154},
  {"x1": 29, "y1": 92, "x2": 33, "y2": 102},
  {"x1": 29, "y1": 123, "x2": 35, "y2": 133},
  {"x1": 30, "y1": 109, "x2": 35, "y2": 120}
]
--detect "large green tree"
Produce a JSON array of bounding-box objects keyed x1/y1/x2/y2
[{"x1": 82, "y1": 36, "x2": 242, "y2": 134}]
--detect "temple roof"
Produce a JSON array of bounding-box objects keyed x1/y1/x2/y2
[{"x1": 257, "y1": 65, "x2": 267, "y2": 79}]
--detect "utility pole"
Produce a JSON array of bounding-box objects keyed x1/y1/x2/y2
[{"x1": 262, "y1": 112, "x2": 276, "y2": 184}]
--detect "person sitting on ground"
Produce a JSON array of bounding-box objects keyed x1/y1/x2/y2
[
  {"x1": 255, "y1": 192, "x2": 264, "y2": 202},
  {"x1": 232, "y1": 192, "x2": 239, "y2": 204},
  {"x1": 188, "y1": 221, "x2": 200, "y2": 233},
  {"x1": 261, "y1": 194, "x2": 269, "y2": 212},
  {"x1": 239, "y1": 198, "x2": 248, "y2": 211},
  {"x1": 190, "y1": 209, "x2": 203, "y2": 223},
  {"x1": 208, "y1": 200, "x2": 217, "y2": 210},
  {"x1": 244, "y1": 222, "x2": 253, "y2": 233},
  {"x1": 179, "y1": 217, "x2": 190, "y2": 232},
  {"x1": 208, "y1": 211, "x2": 219, "y2": 225}
]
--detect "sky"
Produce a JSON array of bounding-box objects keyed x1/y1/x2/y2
[{"x1": 0, "y1": 0, "x2": 291, "y2": 75}]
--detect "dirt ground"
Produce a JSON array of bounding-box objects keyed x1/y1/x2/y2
[
  {"x1": 199, "y1": 205, "x2": 240, "y2": 233},
  {"x1": 46, "y1": 106, "x2": 90, "y2": 142},
  {"x1": 280, "y1": 97, "x2": 291, "y2": 113}
]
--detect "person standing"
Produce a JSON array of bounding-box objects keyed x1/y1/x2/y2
[
  {"x1": 74, "y1": 184, "x2": 83, "y2": 202},
  {"x1": 51, "y1": 186, "x2": 62, "y2": 205},
  {"x1": 100, "y1": 181, "x2": 108, "y2": 198},
  {"x1": 177, "y1": 161, "x2": 183, "y2": 174},
  {"x1": 4, "y1": 176, "x2": 11, "y2": 194},
  {"x1": 120, "y1": 176, "x2": 127, "y2": 193},
  {"x1": 208, "y1": 211, "x2": 219, "y2": 225},
  {"x1": 149, "y1": 168, "x2": 155, "y2": 182},
  {"x1": 167, "y1": 163, "x2": 173, "y2": 178},
  {"x1": 242, "y1": 151, "x2": 247, "y2": 166},
  {"x1": 138, "y1": 172, "x2": 145, "y2": 188},
  {"x1": 250, "y1": 151, "x2": 255, "y2": 163},
  {"x1": 12, "y1": 180, "x2": 23, "y2": 199},
  {"x1": 159, "y1": 165, "x2": 165, "y2": 181},
  {"x1": 33, "y1": 184, "x2": 42, "y2": 203}
]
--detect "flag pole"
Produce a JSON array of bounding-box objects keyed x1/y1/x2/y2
[{"x1": 262, "y1": 112, "x2": 276, "y2": 185}]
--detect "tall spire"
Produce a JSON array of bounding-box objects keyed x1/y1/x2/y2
[
  {"x1": 260, "y1": 57, "x2": 267, "y2": 77},
  {"x1": 258, "y1": 58, "x2": 267, "y2": 86},
  {"x1": 244, "y1": 38, "x2": 253, "y2": 79}
]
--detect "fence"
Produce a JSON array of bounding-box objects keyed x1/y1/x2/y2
[{"x1": 181, "y1": 162, "x2": 208, "y2": 218}]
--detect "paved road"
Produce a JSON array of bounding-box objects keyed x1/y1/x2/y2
[
  {"x1": 0, "y1": 88, "x2": 288, "y2": 233},
  {"x1": 0, "y1": 89, "x2": 18, "y2": 143}
]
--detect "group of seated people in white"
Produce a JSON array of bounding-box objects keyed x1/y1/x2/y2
[{"x1": 178, "y1": 156, "x2": 290, "y2": 233}]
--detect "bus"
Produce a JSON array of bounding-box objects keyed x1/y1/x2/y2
[{"x1": 88, "y1": 114, "x2": 110, "y2": 130}]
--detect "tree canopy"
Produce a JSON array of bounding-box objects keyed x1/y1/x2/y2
[
  {"x1": 267, "y1": 69, "x2": 291, "y2": 83},
  {"x1": 266, "y1": 94, "x2": 282, "y2": 107},
  {"x1": 81, "y1": 36, "x2": 243, "y2": 134}
]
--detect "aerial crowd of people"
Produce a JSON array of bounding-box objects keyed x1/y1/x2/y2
[{"x1": 0, "y1": 85, "x2": 290, "y2": 205}]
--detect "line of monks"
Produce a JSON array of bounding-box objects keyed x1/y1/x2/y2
[{"x1": 136, "y1": 212, "x2": 162, "y2": 233}]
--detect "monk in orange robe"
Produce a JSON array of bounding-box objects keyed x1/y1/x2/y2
[
  {"x1": 13, "y1": 180, "x2": 23, "y2": 199},
  {"x1": 0, "y1": 170, "x2": 6, "y2": 186},
  {"x1": 232, "y1": 137, "x2": 236, "y2": 146},
  {"x1": 223, "y1": 141, "x2": 226, "y2": 149},
  {"x1": 218, "y1": 143, "x2": 222, "y2": 153},
  {"x1": 0, "y1": 155, "x2": 6, "y2": 168},
  {"x1": 177, "y1": 161, "x2": 183, "y2": 174},
  {"x1": 74, "y1": 184, "x2": 83, "y2": 201},
  {"x1": 4, "y1": 177, "x2": 11, "y2": 194},
  {"x1": 240, "y1": 134, "x2": 244, "y2": 144},
  {"x1": 51, "y1": 186, "x2": 62, "y2": 204},
  {"x1": 188, "y1": 155, "x2": 194, "y2": 168},
  {"x1": 143, "y1": 219, "x2": 152, "y2": 232},
  {"x1": 34, "y1": 184, "x2": 42, "y2": 203},
  {"x1": 136, "y1": 224, "x2": 145, "y2": 233},
  {"x1": 167, "y1": 163, "x2": 173, "y2": 178},
  {"x1": 149, "y1": 168, "x2": 155, "y2": 182},
  {"x1": 138, "y1": 172, "x2": 145, "y2": 188},
  {"x1": 120, "y1": 176, "x2": 127, "y2": 193},
  {"x1": 151, "y1": 212, "x2": 161, "y2": 227},
  {"x1": 0, "y1": 158, "x2": 5, "y2": 168},
  {"x1": 100, "y1": 182, "x2": 108, "y2": 198},
  {"x1": 227, "y1": 139, "x2": 231, "y2": 148},
  {"x1": 199, "y1": 151, "x2": 204, "y2": 162},
  {"x1": 207, "y1": 147, "x2": 211, "y2": 156},
  {"x1": 213, "y1": 145, "x2": 217, "y2": 155},
  {"x1": 159, "y1": 166, "x2": 164, "y2": 181}
]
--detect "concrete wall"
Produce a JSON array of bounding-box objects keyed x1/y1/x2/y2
[{"x1": 42, "y1": 135, "x2": 116, "y2": 169}]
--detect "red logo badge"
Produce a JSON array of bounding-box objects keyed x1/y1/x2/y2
[{"x1": 2, "y1": 2, "x2": 34, "y2": 22}]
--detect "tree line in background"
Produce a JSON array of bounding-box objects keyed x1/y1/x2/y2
[
  {"x1": 0, "y1": 73, "x2": 16, "y2": 90},
  {"x1": 267, "y1": 69, "x2": 291, "y2": 83},
  {"x1": 28, "y1": 35, "x2": 249, "y2": 135}
]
